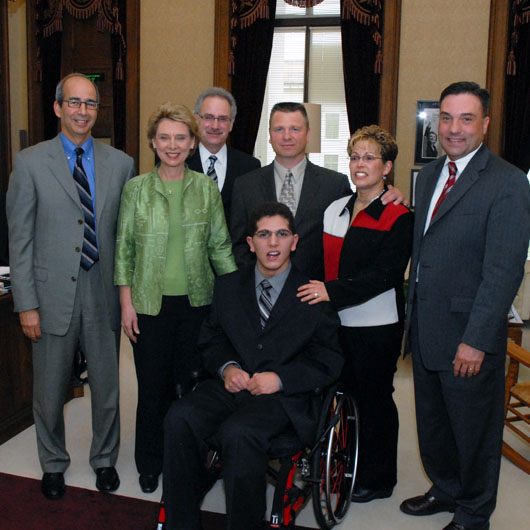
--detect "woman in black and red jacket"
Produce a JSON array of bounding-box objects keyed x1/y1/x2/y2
[{"x1": 298, "y1": 125, "x2": 413, "y2": 503}]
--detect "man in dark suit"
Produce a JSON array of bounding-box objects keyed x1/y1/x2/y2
[
  {"x1": 230, "y1": 102, "x2": 405, "y2": 280},
  {"x1": 7, "y1": 73, "x2": 135, "y2": 500},
  {"x1": 187, "y1": 87, "x2": 261, "y2": 225},
  {"x1": 163, "y1": 201, "x2": 344, "y2": 530},
  {"x1": 401, "y1": 82, "x2": 530, "y2": 530}
]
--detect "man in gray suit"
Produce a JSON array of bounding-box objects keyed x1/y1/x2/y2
[
  {"x1": 230, "y1": 102, "x2": 404, "y2": 280},
  {"x1": 7, "y1": 73, "x2": 135, "y2": 500},
  {"x1": 401, "y1": 82, "x2": 530, "y2": 530}
]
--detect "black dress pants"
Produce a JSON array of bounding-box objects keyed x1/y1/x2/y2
[
  {"x1": 340, "y1": 322, "x2": 403, "y2": 490},
  {"x1": 163, "y1": 378, "x2": 293, "y2": 530},
  {"x1": 132, "y1": 296, "x2": 208, "y2": 476}
]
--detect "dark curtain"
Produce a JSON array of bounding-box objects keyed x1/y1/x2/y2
[
  {"x1": 340, "y1": 0, "x2": 383, "y2": 135},
  {"x1": 41, "y1": 31, "x2": 63, "y2": 140},
  {"x1": 37, "y1": 0, "x2": 126, "y2": 149},
  {"x1": 230, "y1": 1, "x2": 277, "y2": 155},
  {"x1": 504, "y1": 8, "x2": 530, "y2": 173},
  {"x1": 111, "y1": 0, "x2": 127, "y2": 151}
]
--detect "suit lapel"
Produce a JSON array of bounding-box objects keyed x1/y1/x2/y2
[
  {"x1": 93, "y1": 140, "x2": 112, "y2": 224},
  {"x1": 186, "y1": 150, "x2": 204, "y2": 173},
  {"x1": 416, "y1": 158, "x2": 444, "y2": 233},
  {"x1": 429, "y1": 146, "x2": 488, "y2": 228},
  {"x1": 295, "y1": 160, "x2": 318, "y2": 224},
  {"x1": 47, "y1": 135, "x2": 82, "y2": 209},
  {"x1": 261, "y1": 268, "x2": 300, "y2": 335},
  {"x1": 237, "y1": 267, "x2": 262, "y2": 334},
  {"x1": 260, "y1": 163, "x2": 277, "y2": 201}
]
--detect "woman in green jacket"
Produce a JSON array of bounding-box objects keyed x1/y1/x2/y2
[{"x1": 115, "y1": 103, "x2": 236, "y2": 494}]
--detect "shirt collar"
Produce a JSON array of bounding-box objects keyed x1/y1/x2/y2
[
  {"x1": 273, "y1": 157, "x2": 307, "y2": 183},
  {"x1": 60, "y1": 133, "x2": 94, "y2": 160},
  {"x1": 199, "y1": 143, "x2": 227, "y2": 167},
  {"x1": 254, "y1": 262, "x2": 292, "y2": 293},
  {"x1": 444, "y1": 143, "x2": 482, "y2": 176},
  {"x1": 342, "y1": 186, "x2": 388, "y2": 221}
]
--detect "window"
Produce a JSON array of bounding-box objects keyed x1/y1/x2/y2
[{"x1": 254, "y1": 0, "x2": 350, "y2": 175}]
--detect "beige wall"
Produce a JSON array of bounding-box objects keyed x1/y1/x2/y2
[
  {"x1": 7, "y1": 0, "x2": 27, "y2": 161},
  {"x1": 6, "y1": 0, "x2": 493, "y2": 181},
  {"x1": 139, "y1": 0, "x2": 215, "y2": 173},
  {"x1": 394, "y1": 0, "x2": 491, "y2": 197}
]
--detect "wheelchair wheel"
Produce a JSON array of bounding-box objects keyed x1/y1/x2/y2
[{"x1": 311, "y1": 387, "x2": 359, "y2": 529}]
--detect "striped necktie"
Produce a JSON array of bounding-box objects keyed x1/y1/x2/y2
[
  {"x1": 258, "y1": 279, "x2": 273, "y2": 328},
  {"x1": 207, "y1": 155, "x2": 218, "y2": 182},
  {"x1": 73, "y1": 147, "x2": 98, "y2": 270},
  {"x1": 430, "y1": 161, "x2": 457, "y2": 222}
]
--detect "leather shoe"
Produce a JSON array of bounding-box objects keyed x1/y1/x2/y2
[
  {"x1": 139, "y1": 473, "x2": 159, "y2": 493},
  {"x1": 351, "y1": 484, "x2": 393, "y2": 503},
  {"x1": 95, "y1": 466, "x2": 120, "y2": 492},
  {"x1": 442, "y1": 522, "x2": 490, "y2": 530},
  {"x1": 400, "y1": 493, "x2": 455, "y2": 516},
  {"x1": 41, "y1": 472, "x2": 65, "y2": 500}
]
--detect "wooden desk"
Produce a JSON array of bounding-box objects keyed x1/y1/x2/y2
[
  {"x1": 0, "y1": 293, "x2": 33, "y2": 444},
  {"x1": 0, "y1": 293, "x2": 84, "y2": 444}
]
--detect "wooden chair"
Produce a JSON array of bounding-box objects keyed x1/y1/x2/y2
[{"x1": 503, "y1": 340, "x2": 530, "y2": 474}]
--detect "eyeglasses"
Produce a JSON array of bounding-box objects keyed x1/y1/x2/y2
[
  {"x1": 254, "y1": 229, "x2": 292, "y2": 239},
  {"x1": 64, "y1": 98, "x2": 99, "y2": 110},
  {"x1": 198, "y1": 114, "x2": 232, "y2": 124},
  {"x1": 349, "y1": 154, "x2": 383, "y2": 163}
]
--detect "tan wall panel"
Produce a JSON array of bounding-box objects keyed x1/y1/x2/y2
[
  {"x1": 8, "y1": 0, "x2": 27, "y2": 161},
  {"x1": 139, "y1": 0, "x2": 215, "y2": 173},
  {"x1": 394, "y1": 0, "x2": 491, "y2": 200}
]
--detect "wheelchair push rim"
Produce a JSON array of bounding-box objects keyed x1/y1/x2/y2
[{"x1": 311, "y1": 388, "x2": 359, "y2": 529}]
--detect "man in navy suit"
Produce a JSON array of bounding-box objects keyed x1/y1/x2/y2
[
  {"x1": 187, "y1": 87, "x2": 261, "y2": 225},
  {"x1": 162, "y1": 201, "x2": 344, "y2": 530},
  {"x1": 401, "y1": 82, "x2": 530, "y2": 530}
]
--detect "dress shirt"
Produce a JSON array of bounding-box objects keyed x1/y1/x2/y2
[
  {"x1": 423, "y1": 144, "x2": 482, "y2": 235},
  {"x1": 273, "y1": 157, "x2": 307, "y2": 210},
  {"x1": 60, "y1": 133, "x2": 97, "y2": 233},
  {"x1": 199, "y1": 143, "x2": 227, "y2": 191}
]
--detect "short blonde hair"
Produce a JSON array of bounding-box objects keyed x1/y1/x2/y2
[
  {"x1": 147, "y1": 102, "x2": 200, "y2": 154},
  {"x1": 347, "y1": 124, "x2": 398, "y2": 163}
]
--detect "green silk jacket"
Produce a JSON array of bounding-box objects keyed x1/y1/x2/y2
[{"x1": 114, "y1": 166, "x2": 236, "y2": 314}]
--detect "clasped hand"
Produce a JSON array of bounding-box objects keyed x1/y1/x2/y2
[{"x1": 223, "y1": 365, "x2": 280, "y2": 395}]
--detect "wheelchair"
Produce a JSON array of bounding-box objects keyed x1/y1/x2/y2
[{"x1": 156, "y1": 383, "x2": 359, "y2": 529}]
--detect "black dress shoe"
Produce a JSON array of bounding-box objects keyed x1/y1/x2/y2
[
  {"x1": 400, "y1": 493, "x2": 455, "y2": 516},
  {"x1": 139, "y1": 473, "x2": 159, "y2": 493},
  {"x1": 351, "y1": 484, "x2": 393, "y2": 503},
  {"x1": 95, "y1": 466, "x2": 120, "y2": 492},
  {"x1": 41, "y1": 472, "x2": 65, "y2": 500},
  {"x1": 442, "y1": 521, "x2": 490, "y2": 530}
]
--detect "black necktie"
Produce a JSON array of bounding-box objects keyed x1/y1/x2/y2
[
  {"x1": 73, "y1": 147, "x2": 98, "y2": 270},
  {"x1": 258, "y1": 279, "x2": 273, "y2": 328}
]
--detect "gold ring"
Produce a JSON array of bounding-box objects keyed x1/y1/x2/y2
[{"x1": 314, "y1": 292, "x2": 318, "y2": 298}]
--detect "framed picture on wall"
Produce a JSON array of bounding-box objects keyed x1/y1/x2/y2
[
  {"x1": 410, "y1": 169, "x2": 419, "y2": 209},
  {"x1": 414, "y1": 100, "x2": 444, "y2": 165}
]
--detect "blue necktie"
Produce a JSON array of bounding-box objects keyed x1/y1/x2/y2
[{"x1": 73, "y1": 147, "x2": 98, "y2": 270}]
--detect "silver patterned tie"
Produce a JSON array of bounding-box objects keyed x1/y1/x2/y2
[
  {"x1": 258, "y1": 279, "x2": 273, "y2": 328},
  {"x1": 279, "y1": 170, "x2": 296, "y2": 215},
  {"x1": 207, "y1": 155, "x2": 218, "y2": 182}
]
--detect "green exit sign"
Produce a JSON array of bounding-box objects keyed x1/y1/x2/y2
[{"x1": 86, "y1": 73, "x2": 105, "y2": 83}]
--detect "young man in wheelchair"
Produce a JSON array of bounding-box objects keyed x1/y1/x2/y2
[{"x1": 163, "y1": 201, "x2": 344, "y2": 530}]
